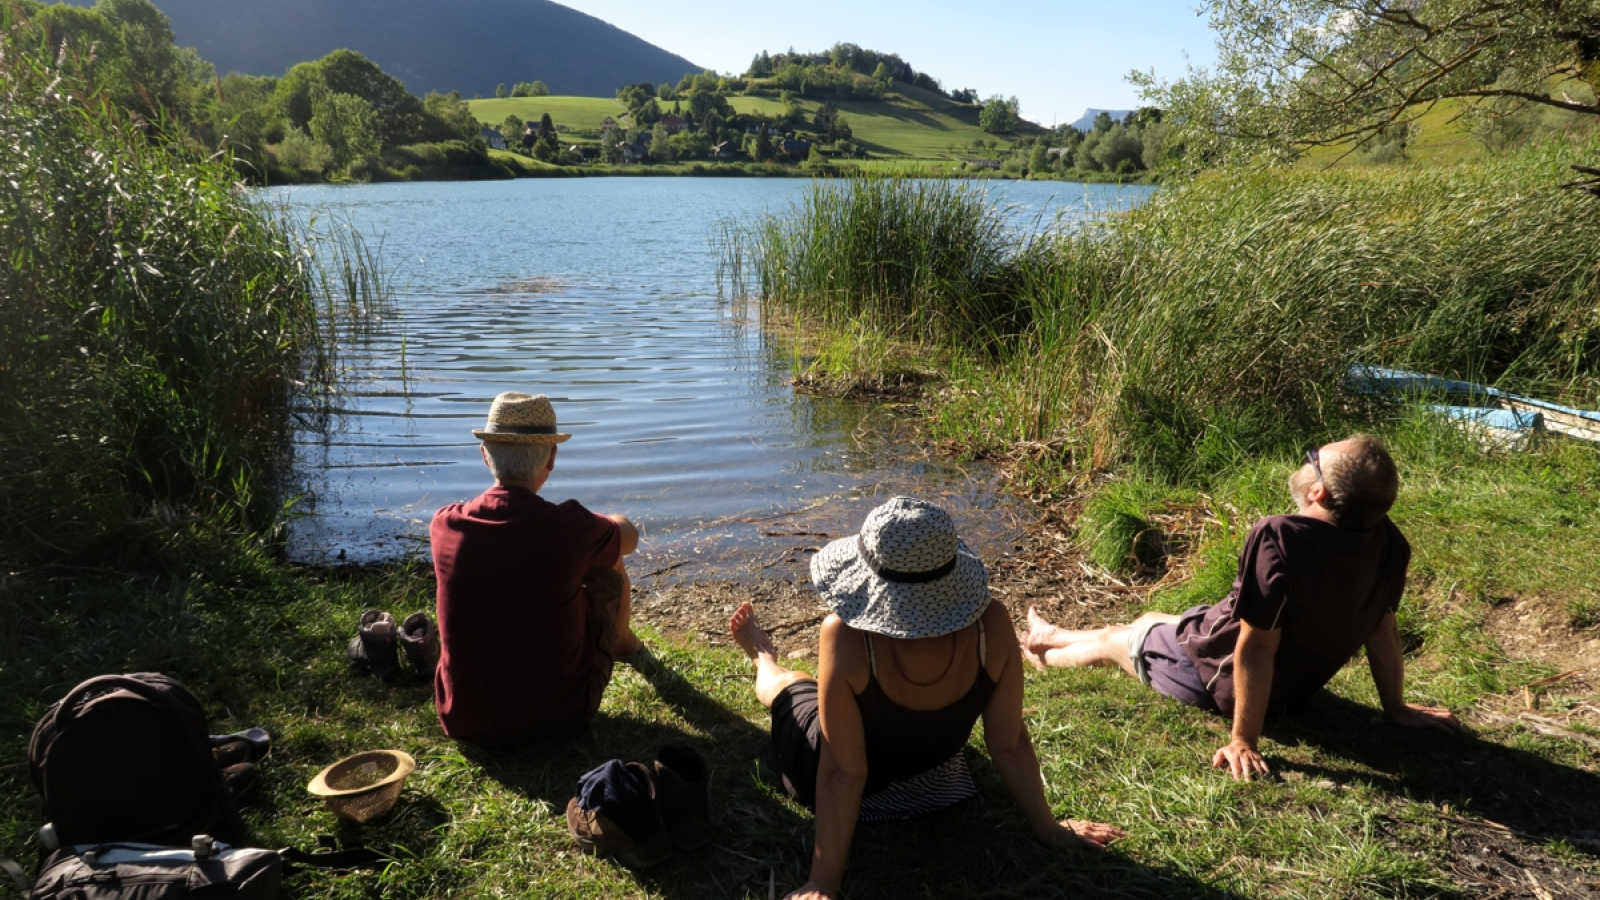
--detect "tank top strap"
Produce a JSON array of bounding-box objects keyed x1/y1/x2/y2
[
  {"x1": 977, "y1": 617, "x2": 987, "y2": 669},
  {"x1": 863, "y1": 632, "x2": 879, "y2": 680}
]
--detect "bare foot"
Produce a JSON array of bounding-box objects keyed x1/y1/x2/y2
[
  {"x1": 729, "y1": 602, "x2": 779, "y2": 662},
  {"x1": 1019, "y1": 638, "x2": 1049, "y2": 672},
  {"x1": 1023, "y1": 606, "x2": 1075, "y2": 657}
]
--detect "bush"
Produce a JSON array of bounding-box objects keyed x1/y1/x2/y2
[{"x1": 0, "y1": 39, "x2": 369, "y2": 568}]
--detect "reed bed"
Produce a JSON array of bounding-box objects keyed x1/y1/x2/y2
[
  {"x1": 725, "y1": 150, "x2": 1600, "y2": 484},
  {"x1": 726, "y1": 175, "x2": 1039, "y2": 348},
  {"x1": 0, "y1": 37, "x2": 380, "y2": 569}
]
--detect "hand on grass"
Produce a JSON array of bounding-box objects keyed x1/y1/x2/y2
[
  {"x1": 1040, "y1": 819, "x2": 1125, "y2": 852},
  {"x1": 1385, "y1": 703, "x2": 1463, "y2": 732},
  {"x1": 1212, "y1": 737, "x2": 1269, "y2": 781},
  {"x1": 782, "y1": 879, "x2": 839, "y2": 900}
]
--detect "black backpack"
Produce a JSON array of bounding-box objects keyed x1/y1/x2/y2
[{"x1": 27, "y1": 674, "x2": 245, "y2": 849}]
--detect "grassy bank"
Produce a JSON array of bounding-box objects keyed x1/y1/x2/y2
[
  {"x1": 729, "y1": 148, "x2": 1600, "y2": 486},
  {"x1": 2, "y1": 413, "x2": 1597, "y2": 898}
]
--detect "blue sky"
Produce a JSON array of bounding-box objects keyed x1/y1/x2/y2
[{"x1": 557, "y1": 0, "x2": 1220, "y2": 126}]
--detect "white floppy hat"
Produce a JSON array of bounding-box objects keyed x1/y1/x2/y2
[
  {"x1": 472, "y1": 392, "x2": 572, "y2": 444},
  {"x1": 810, "y1": 496, "x2": 989, "y2": 639}
]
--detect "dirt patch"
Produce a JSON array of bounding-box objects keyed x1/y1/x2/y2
[
  {"x1": 1448, "y1": 821, "x2": 1600, "y2": 899},
  {"x1": 1485, "y1": 598, "x2": 1600, "y2": 689},
  {"x1": 631, "y1": 501, "x2": 1160, "y2": 656}
]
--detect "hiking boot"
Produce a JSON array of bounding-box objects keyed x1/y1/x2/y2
[
  {"x1": 652, "y1": 745, "x2": 713, "y2": 851},
  {"x1": 211, "y1": 739, "x2": 256, "y2": 768},
  {"x1": 347, "y1": 609, "x2": 399, "y2": 678},
  {"x1": 221, "y1": 762, "x2": 259, "y2": 801},
  {"x1": 398, "y1": 612, "x2": 440, "y2": 678},
  {"x1": 210, "y1": 727, "x2": 271, "y2": 759},
  {"x1": 566, "y1": 760, "x2": 673, "y2": 869}
]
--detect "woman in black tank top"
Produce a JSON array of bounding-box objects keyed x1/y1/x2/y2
[{"x1": 728, "y1": 498, "x2": 1125, "y2": 899}]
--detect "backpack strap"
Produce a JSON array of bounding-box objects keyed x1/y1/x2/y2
[
  {"x1": 0, "y1": 853, "x2": 29, "y2": 899},
  {"x1": 279, "y1": 846, "x2": 391, "y2": 873}
]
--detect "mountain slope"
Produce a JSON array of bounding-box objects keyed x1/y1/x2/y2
[{"x1": 66, "y1": 0, "x2": 701, "y2": 98}]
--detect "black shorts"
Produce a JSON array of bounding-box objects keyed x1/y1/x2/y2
[{"x1": 769, "y1": 680, "x2": 823, "y2": 807}]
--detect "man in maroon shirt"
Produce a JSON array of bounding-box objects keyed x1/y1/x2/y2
[
  {"x1": 1022, "y1": 434, "x2": 1461, "y2": 780},
  {"x1": 431, "y1": 392, "x2": 642, "y2": 745}
]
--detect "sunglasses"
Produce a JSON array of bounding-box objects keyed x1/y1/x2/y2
[
  {"x1": 1302, "y1": 445, "x2": 1338, "y2": 506},
  {"x1": 1303, "y1": 446, "x2": 1325, "y2": 483}
]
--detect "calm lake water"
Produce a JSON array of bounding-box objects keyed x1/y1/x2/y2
[{"x1": 271, "y1": 177, "x2": 1156, "y2": 580}]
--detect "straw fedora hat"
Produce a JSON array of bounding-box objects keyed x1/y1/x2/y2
[
  {"x1": 810, "y1": 496, "x2": 989, "y2": 640},
  {"x1": 472, "y1": 392, "x2": 572, "y2": 444},
  {"x1": 307, "y1": 749, "x2": 416, "y2": 823}
]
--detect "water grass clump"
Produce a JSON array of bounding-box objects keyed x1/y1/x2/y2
[
  {"x1": 0, "y1": 33, "x2": 375, "y2": 568},
  {"x1": 728, "y1": 155, "x2": 1600, "y2": 487},
  {"x1": 725, "y1": 174, "x2": 1036, "y2": 349}
]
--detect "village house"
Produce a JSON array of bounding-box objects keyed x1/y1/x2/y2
[
  {"x1": 660, "y1": 114, "x2": 687, "y2": 135},
  {"x1": 480, "y1": 126, "x2": 506, "y2": 150}
]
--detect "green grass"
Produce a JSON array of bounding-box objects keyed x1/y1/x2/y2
[
  {"x1": 1298, "y1": 89, "x2": 1600, "y2": 169},
  {"x1": 468, "y1": 91, "x2": 1032, "y2": 161},
  {"x1": 468, "y1": 96, "x2": 627, "y2": 132},
  {"x1": 730, "y1": 91, "x2": 1026, "y2": 160},
  {"x1": 5, "y1": 422, "x2": 1598, "y2": 897}
]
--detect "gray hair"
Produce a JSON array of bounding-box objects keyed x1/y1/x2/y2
[{"x1": 483, "y1": 441, "x2": 553, "y2": 484}]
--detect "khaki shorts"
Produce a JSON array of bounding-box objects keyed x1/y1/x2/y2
[{"x1": 1126, "y1": 617, "x2": 1163, "y2": 686}]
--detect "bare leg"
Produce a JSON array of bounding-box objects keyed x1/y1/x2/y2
[
  {"x1": 729, "y1": 602, "x2": 813, "y2": 709},
  {"x1": 611, "y1": 557, "x2": 644, "y2": 658},
  {"x1": 1022, "y1": 606, "x2": 1181, "y2": 678}
]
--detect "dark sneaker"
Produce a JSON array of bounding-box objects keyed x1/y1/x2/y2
[
  {"x1": 652, "y1": 745, "x2": 713, "y2": 851},
  {"x1": 348, "y1": 609, "x2": 399, "y2": 678},
  {"x1": 210, "y1": 727, "x2": 271, "y2": 767},
  {"x1": 210, "y1": 727, "x2": 271, "y2": 758},
  {"x1": 221, "y1": 762, "x2": 260, "y2": 801},
  {"x1": 399, "y1": 612, "x2": 440, "y2": 678},
  {"x1": 566, "y1": 760, "x2": 673, "y2": 869}
]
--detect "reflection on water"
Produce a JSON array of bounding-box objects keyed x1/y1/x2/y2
[{"x1": 272, "y1": 178, "x2": 1156, "y2": 579}]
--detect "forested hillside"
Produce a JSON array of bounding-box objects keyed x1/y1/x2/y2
[{"x1": 58, "y1": 0, "x2": 700, "y2": 97}]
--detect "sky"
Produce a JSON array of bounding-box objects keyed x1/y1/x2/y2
[{"x1": 555, "y1": 0, "x2": 1221, "y2": 126}]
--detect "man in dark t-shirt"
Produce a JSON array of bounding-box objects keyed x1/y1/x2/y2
[
  {"x1": 1022, "y1": 434, "x2": 1461, "y2": 779},
  {"x1": 431, "y1": 392, "x2": 642, "y2": 745}
]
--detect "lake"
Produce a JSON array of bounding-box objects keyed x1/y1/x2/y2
[{"x1": 271, "y1": 177, "x2": 1157, "y2": 580}]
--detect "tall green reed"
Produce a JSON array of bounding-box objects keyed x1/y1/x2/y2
[
  {"x1": 0, "y1": 29, "x2": 383, "y2": 569},
  {"x1": 724, "y1": 174, "x2": 1037, "y2": 349},
  {"x1": 724, "y1": 153, "x2": 1600, "y2": 487}
]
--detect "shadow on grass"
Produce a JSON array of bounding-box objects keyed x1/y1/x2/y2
[
  {"x1": 460, "y1": 649, "x2": 1237, "y2": 899},
  {"x1": 1266, "y1": 692, "x2": 1600, "y2": 848}
]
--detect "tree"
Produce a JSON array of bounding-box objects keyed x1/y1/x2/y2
[
  {"x1": 537, "y1": 112, "x2": 558, "y2": 156},
  {"x1": 751, "y1": 129, "x2": 774, "y2": 162},
  {"x1": 1132, "y1": 0, "x2": 1600, "y2": 169},
  {"x1": 1028, "y1": 142, "x2": 1050, "y2": 175},
  {"x1": 812, "y1": 101, "x2": 840, "y2": 139},
  {"x1": 309, "y1": 86, "x2": 380, "y2": 168},
  {"x1": 501, "y1": 114, "x2": 525, "y2": 151},
  {"x1": 424, "y1": 91, "x2": 481, "y2": 140},
  {"x1": 979, "y1": 95, "x2": 1021, "y2": 134},
  {"x1": 650, "y1": 122, "x2": 674, "y2": 161},
  {"x1": 495, "y1": 83, "x2": 507, "y2": 98},
  {"x1": 530, "y1": 80, "x2": 550, "y2": 97}
]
